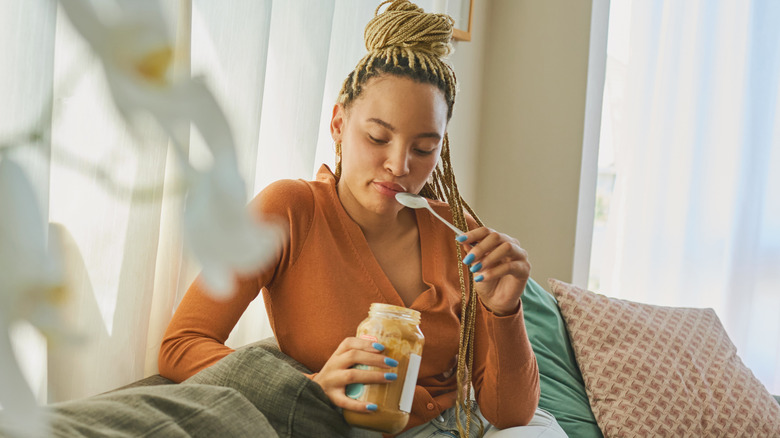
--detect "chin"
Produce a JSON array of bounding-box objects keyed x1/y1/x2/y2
[
  {"x1": 365, "y1": 194, "x2": 401, "y2": 216},
  {"x1": 371, "y1": 199, "x2": 400, "y2": 216}
]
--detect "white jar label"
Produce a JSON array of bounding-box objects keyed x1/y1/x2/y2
[{"x1": 399, "y1": 353, "x2": 421, "y2": 413}]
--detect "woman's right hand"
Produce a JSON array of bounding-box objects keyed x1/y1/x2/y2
[{"x1": 312, "y1": 337, "x2": 398, "y2": 412}]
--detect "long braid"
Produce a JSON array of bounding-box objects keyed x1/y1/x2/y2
[
  {"x1": 336, "y1": 2, "x2": 483, "y2": 436},
  {"x1": 439, "y1": 134, "x2": 485, "y2": 438}
]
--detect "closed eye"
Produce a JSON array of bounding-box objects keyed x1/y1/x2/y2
[
  {"x1": 415, "y1": 148, "x2": 435, "y2": 156},
  {"x1": 368, "y1": 134, "x2": 388, "y2": 144}
]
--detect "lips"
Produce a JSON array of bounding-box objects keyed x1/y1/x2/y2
[{"x1": 373, "y1": 181, "x2": 406, "y2": 197}]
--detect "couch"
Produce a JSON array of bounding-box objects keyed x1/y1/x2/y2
[{"x1": 64, "y1": 279, "x2": 780, "y2": 436}]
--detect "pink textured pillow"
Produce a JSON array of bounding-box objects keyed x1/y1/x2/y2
[{"x1": 548, "y1": 278, "x2": 780, "y2": 437}]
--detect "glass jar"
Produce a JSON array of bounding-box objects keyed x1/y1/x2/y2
[{"x1": 343, "y1": 303, "x2": 425, "y2": 434}]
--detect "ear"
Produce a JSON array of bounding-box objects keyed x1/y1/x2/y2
[{"x1": 330, "y1": 104, "x2": 345, "y2": 143}]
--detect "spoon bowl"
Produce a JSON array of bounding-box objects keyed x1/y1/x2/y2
[{"x1": 395, "y1": 192, "x2": 464, "y2": 235}]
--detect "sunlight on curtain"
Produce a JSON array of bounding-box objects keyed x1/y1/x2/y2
[
  {"x1": 0, "y1": 0, "x2": 56, "y2": 403},
  {"x1": 187, "y1": 0, "x2": 277, "y2": 350},
  {"x1": 2, "y1": 0, "x2": 394, "y2": 404},
  {"x1": 254, "y1": 1, "x2": 335, "y2": 189},
  {"x1": 45, "y1": 1, "x2": 176, "y2": 402},
  {"x1": 590, "y1": 0, "x2": 780, "y2": 394},
  {"x1": 313, "y1": 2, "x2": 377, "y2": 172},
  {"x1": 0, "y1": 1, "x2": 56, "y2": 400}
]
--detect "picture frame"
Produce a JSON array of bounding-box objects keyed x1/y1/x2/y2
[{"x1": 449, "y1": 0, "x2": 474, "y2": 42}]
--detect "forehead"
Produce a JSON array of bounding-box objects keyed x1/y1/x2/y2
[{"x1": 348, "y1": 75, "x2": 448, "y2": 129}]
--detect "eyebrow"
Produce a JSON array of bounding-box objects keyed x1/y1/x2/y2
[{"x1": 367, "y1": 118, "x2": 442, "y2": 141}]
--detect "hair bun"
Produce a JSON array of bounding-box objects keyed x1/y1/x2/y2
[{"x1": 364, "y1": 0, "x2": 454, "y2": 58}]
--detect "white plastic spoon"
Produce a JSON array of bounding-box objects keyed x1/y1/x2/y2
[{"x1": 395, "y1": 192, "x2": 465, "y2": 235}]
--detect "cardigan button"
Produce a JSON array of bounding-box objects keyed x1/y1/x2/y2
[{"x1": 426, "y1": 403, "x2": 435, "y2": 410}]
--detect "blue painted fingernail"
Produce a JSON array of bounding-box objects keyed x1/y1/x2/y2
[
  {"x1": 384, "y1": 357, "x2": 398, "y2": 367},
  {"x1": 372, "y1": 342, "x2": 385, "y2": 351},
  {"x1": 456, "y1": 234, "x2": 468, "y2": 242},
  {"x1": 367, "y1": 403, "x2": 378, "y2": 411},
  {"x1": 475, "y1": 274, "x2": 484, "y2": 282},
  {"x1": 469, "y1": 262, "x2": 482, "y2": 273},
  {"x1": 384, "y1": 373, "x2": 398, "y2": 381},
  {"x1": 462, "y1": 253, "x2": 475, "y2": 265}
]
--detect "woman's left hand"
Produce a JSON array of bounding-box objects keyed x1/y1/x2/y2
[{"x1": 456, "y1": 227, "x2": 530, "y2": 316}]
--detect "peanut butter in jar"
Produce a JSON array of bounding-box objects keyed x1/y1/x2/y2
[{"x1": 343, "y1": 303, "x2": 425, "y2": 434}]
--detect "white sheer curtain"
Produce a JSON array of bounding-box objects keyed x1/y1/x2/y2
[
  {"x1": 1, "y1": 0, "x2": 58, "y2": 407},
  {"x1": 1, "y1": 0, "x2": 386, "y2": 403},
  {"x1": 593, "y1": 0, "x2": 780, "y2": 394}
]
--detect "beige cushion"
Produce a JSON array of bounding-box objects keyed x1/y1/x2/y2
[{"x1": 548, "y1": 278, "x2": 780, "y2": 437}]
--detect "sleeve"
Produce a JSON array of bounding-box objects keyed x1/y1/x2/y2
[
  {"x1": 471, "y1": 301, "x2": 540, "y2": 428},
  {"x1": 465, "y1": 215, "x2": 541, "y2": 428},
  {"x1": 157, "y1": 179, "x2": 315, "y2": 382}
]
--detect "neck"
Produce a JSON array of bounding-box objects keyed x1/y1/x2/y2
[{"x1": 361, "y1": 209, "x2": 417, "y2": 243}]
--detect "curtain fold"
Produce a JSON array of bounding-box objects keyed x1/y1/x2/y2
[
  {"x1": 594, "y1": 0, "x2": 780, "y2": 394},
  {"x1": 255, "y1": 0, "x2": 336, "y2": 190},
  {"x1": 188, "y1": 0, "x2": 277, "y2": 349},
  {"x1": 313, "y1": 1, "x2": 378, "y2": 176},
  {"x1": 2, "y1": 0, "x2": 57, "y2": 404},
  {"x1": 45, "y1": 0, "x2": 174, "y2": 401},
  {"x1": 2, "y1": 0, "x2": 391, "y2": 404}
]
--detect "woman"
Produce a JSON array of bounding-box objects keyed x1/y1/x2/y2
[{"x1": 160, "y1": 1, "x2": 566, "y2": 437}]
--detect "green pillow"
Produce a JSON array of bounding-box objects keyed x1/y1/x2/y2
[{"x1": 522, "y1": 278, "x2": 602, "y2": 438}]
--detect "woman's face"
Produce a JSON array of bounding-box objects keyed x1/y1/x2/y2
[{"x1": 331, "y1": 75, "x2": 448, "y2": 220}]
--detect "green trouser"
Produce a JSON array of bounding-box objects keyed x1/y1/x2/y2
[
  {"x1": 184, "y1": 342, "x2": 351, "y2": 437},
  {"x1": 30, "y1": 342, "x2": 351, "y2": 438},
  {"x1": 44, "y1": 384, "x2": 274, "y2": 437}
]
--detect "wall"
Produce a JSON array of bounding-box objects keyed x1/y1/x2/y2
[
  {"x1": 445, "y1": 0, "x2": 490, "y2": 203},
  {"x1": 474, "y1": 0, "x2": 596, "y2": 286}
]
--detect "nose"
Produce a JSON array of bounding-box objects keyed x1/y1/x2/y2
[{"x1": 384, "y1": 145, "x2": 410, "y2": 177}]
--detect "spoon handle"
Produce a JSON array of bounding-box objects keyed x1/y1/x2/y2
[{"x1": 426, "y1": 206, "x2": 465, "y2": 236}]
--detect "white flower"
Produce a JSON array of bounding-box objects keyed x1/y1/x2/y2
[
  {"x1": 0, "y1": 158, "x2": 66, "y2": 338},
  {"x1": 58, "y1": 0, "x2": 285, "y2": 296},
  {"x1": 0, "y1": 157, "x2": 67, "y2": 437},
  {"x1": 57, "y1": 0, "x2": 236, "y2": 159},
  {"x1": 183, "y1": 157, "x2": 285, "y2": 298}
]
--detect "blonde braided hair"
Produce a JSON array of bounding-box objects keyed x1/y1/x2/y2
[{"x1": 336, "y1": 1, "x2": 484, "y2": 436}]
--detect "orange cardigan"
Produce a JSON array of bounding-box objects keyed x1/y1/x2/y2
[{"x1": 159, "y1": 165, "x2": 539, "y2": 431}]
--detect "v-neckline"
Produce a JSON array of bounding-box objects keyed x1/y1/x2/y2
[{"x1": 329, "y1": 185, "x2": 436, "y2": 309}]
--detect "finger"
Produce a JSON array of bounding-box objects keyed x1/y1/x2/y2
[
  {"x1": 474, "y1": 259, "x2": 531, "y2": 284},
  {"x1": 460, "y1": 232, "x2": 505, "y2": 267},
  {"x1": 455, "y1": 227, "x2": 492, "y2": 247},
  {"x1": 327, "y1": 341, "x2": 399, "y2": 374},
  {"x1": 476, "y1": 241, "x2": 528, "y2": 272},
  {"x1": 328, "y1": 369, "x2": 399, "y2": 410},
  {"x1": 335, "y1": 337, "x2": 387, "y2": 355},
  {"x1": 344, "y1": 369, "x2": 399, "y2": 386},
  {"x1": 341, "y1": 350, "x2": 399, "y2": 370},
  {"x1": 331, "y1": 393, "x2": 381, "y2": 412}
]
